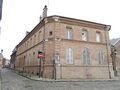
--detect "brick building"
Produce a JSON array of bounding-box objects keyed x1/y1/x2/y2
[
  {"x1": 10, "y1": 46, "x2": 17, "y2": 69},
  {"x1": 13, "y1": 14, "x2": 114, "y2": 79}
]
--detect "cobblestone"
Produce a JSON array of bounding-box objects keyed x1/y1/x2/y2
[{"x1": 1, "y1": 68, "x2": 120, "y2": 90}]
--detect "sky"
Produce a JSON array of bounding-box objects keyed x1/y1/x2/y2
[{"x1": 0, "y1": 0, "x2": 120, "y2": 59}]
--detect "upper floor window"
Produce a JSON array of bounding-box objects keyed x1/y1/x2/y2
[
  {"x1": 98, "y1": 50, "x2": 104, "y2": 64},
  {"x1": 83, "y1": 48, "x2": 90, "y2": 65},
  {"x1": 66, "y1": 27, "x2": 73, "y2": 39},
  {"x1": 66, "y1": 48, "x2": 73, "y2": 64},
  {"x1": 82, "y1": 29, "x2": 88, "y2": 41},
  {"x1": 96, "y1": 32, "x2": 101, "y2": 42}
]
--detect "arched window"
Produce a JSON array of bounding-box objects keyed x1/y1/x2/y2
[
  {"x1": 98, "y1": 50, "x2": 104, "y2": 64},
  {"x1": 83, "y1": 48, "x2": 90, "y2": 65}
]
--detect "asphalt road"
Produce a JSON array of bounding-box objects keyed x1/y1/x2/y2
[{"x1": 1, "y1": 68, "x2": 120, "y2": 90}]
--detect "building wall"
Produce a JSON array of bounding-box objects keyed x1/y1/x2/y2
[
  {"x1": 15, "y1": 16, "x2": 113, "y2": 79},
  {"x1": 116, "y1": 45, "x2": 120, "y2": 74},
  {"x1": 52, "y1": 21, "x2": 112, "y2": 79}
]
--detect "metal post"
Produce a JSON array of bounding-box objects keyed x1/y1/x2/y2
[{"x1": 39, "y1": 58, "x2": 41, "y2": 78}]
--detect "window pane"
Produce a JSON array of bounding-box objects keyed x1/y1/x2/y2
[
  {"x1": 67, "y1": 30, "x2": 72, "y2": 39},
  {"x1": 96, "y1": 32, "x2": 101, "y2": 42}
]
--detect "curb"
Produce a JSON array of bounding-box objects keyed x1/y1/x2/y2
[{"x1": 12, "y1": 70, "x2": 120, "y2": 82}]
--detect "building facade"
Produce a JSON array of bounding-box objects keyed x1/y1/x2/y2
[
  {"x1": 10, "y1": 46, "x2": 17, "y2": 69},
  {"x1": 110, "y1": 38, "x2": 120, "y2": 76},
  {"x1": 0, "y1": 53, "x2": 3, "y2": 69},
  {"x1": 14, "y1": 15, "x2": 114, "y2": 79}
]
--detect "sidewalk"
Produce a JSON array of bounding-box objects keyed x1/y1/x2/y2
[{"x1": 13, "y1": 70, "x2": 120, "y2": 82}]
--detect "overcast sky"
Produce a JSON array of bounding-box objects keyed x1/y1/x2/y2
[{"x1": 0, "y1": 0, "x2": 120, "y2": 59}]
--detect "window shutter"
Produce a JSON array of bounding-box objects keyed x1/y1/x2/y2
[
  {"x1": 66, "y1": 48, "x2": 73, "y2": 64},
  {"x1": 98, "y1": 50, "x2": 104, "y2": 64},
  {"x1": 69, "y1": 48, "x2": 73, "y2": 64},
  {"x1": 83, "y1": 48, "x2": 90, "y2": 65}
]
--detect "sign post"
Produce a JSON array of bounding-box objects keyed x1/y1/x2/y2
[{"x1": 38, "y1": 50, "x2": 44, "y2": 78}]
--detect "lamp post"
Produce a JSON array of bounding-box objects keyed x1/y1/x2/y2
[{"x1": 111, "y1": 45, "x2": 117, "y2": 76}]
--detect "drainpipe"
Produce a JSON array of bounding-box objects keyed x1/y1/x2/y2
[{"x1": 104, "y1": 25, "x2": 111, "y2": 79}]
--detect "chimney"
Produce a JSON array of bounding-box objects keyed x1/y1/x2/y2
[{"x1": 42, "y1": 5, "x2": 48, "y2": 18}]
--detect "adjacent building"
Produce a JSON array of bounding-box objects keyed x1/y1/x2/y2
[
  {"x1": 0, "y1": 52, "x2": 3, "y2": 69},
  {"x1": 10, "y1": 46, "x2": 17, "y2": 69},
  {"x1": 12, "y1": 14, "x2": 114, "y2": 79},
  {"x1": 110, "y1": 38, "x2": 120, "y2": 76}
]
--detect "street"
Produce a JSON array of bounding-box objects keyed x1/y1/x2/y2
[{"x1": 1, "y1": 68, "x2": 120, "y2": 90}]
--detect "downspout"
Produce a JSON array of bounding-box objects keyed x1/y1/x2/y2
[{"x1": 104, "y1": 25, "x2": 111, "y2": 79}]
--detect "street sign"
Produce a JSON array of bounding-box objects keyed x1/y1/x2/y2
[{"x1": 38, "y1": 54, "x2": 44, "y2": 58}]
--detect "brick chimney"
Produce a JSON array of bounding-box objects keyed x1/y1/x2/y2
[{"x1": 42, "y1": 5, "x2": 48, "y2": 18}]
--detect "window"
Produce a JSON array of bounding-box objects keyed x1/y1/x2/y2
[
  {"x1": 98, "y1": 50, "x2": 104, "y2": 64},
  {"x1": 82, "y1": 29, "x2": 88, "y2": 41},
  {"x1": 49, "y1": 31, "x2": 53, "y2": 36},
  {"x1": 66, "y1": 27, "x2": 73, "y2": 39},
  {"x1": 96, "y1": 32, "x2": 101, "y2": 42},
  {"x1": 83, "y1": 48, "x2": 90, "y2": 65},
  {"x1": 66, "y1": 48, "x2": 73, "y2": 64}
]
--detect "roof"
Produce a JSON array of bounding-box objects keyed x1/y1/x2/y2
[
  {"x1": 52, "y1": 15, "x2": 109, "y2": 27},
  {"x1": 110, "y1": 38, "x2": 120, "y2": 48}
]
